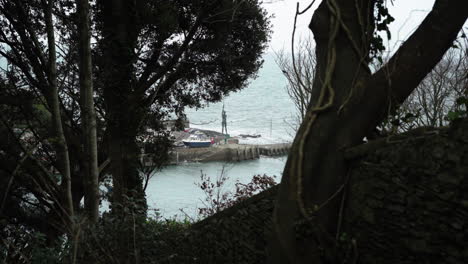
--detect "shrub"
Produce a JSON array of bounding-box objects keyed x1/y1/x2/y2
[{"x1": 196, "y1": 166, "x2": 277, "y2": 218}]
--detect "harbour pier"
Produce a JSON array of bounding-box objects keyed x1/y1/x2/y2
[{"x1": 140, "y1": 143, "x2": 291, "y2": 166}]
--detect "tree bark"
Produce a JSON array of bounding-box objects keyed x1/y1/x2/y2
[
  {"x1": 77, "y1": 0, "x2": 100, "y2": 224},
  {"x1": 269, "y1": 0, "x2": 468, "y2": 263},
  {"x1": 98, "y1": 0, "x2": 146, "y2": 209},
  {"x1": 98, "y1": 0, "x2": 146, "y2": 262},
  {"x1": 43, "y1": 0, "x2": 74, "y2": 224}
]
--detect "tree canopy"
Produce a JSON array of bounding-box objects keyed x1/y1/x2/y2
[{"x1": 0, "y1": 0, "x2": 270, "y2": 261}]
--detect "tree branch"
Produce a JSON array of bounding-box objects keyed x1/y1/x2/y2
[
  {"x1": 369, "y1": 0, "x2": 468, "y2": 122},
  {"x1": 136, "y1": 16, "x2": 202, "y2": 96}
]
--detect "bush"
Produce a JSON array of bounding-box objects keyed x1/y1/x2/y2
[{"x1": 196, "y1": 166, "x2": 277, "y2": 218}]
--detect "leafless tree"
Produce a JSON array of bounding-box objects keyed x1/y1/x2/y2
[
  {"x1": 275, "y1": 38, "x2": 316, "y2": 123},
  {"x1": 277, "y1": 33, "x2": 467, "y2": 137},
  {"x1": 394, "y1": 34, "x2": 468, "y2": 130}
]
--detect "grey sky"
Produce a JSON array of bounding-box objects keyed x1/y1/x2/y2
[{"x1": 263, "y1": 0, "x2": 436, "y2": 52}]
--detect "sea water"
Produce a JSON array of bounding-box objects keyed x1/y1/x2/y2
[
  {"x1": 146, "y1": 157, "x2": 287, "y2": 219},
  {"x1": 184, "y1": 53, "x2": 297, "y2": 144},
  {"x1": 145, "y1": 53, "x2": 296, "y2": 219}
]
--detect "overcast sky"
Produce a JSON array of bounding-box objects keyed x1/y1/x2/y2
[{"x1": 262, "y1": 0, "x2": 436, "y2": 52}]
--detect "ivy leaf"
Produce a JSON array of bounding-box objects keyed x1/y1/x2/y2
[
  {"x1": 455, "y1": 96, "x2": 467, "y2": 106},
  {"x1": 377, "y1": 56, "x2": 383, "y2": 64},
  {"x1": 447, "y1": 111, "x2": 461, "y2": 121}
]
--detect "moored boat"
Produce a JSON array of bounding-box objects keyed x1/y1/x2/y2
[{"x1": 182, "y1": 134, "x2": 213, "y2": 148}]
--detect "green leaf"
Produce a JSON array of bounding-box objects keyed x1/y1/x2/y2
[{"x1": 447, "y1": 111, "x2": 461, "y2": 121}]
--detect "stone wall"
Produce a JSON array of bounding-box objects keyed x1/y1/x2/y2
[{"x1": 346, "y1": 119, "x2": 468, "y2": 263}]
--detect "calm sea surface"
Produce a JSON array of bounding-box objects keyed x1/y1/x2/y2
[{"x1": 146, "y1": 53, "x2": 296, "y2": 219}]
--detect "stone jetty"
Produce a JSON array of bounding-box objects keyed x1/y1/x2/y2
[
  {"x1": 139, "y1": 126, "x2": 292, "y2": 166},
  {"x1": 140, "y1": 143, "x2": 291, "y2": 166},
  {"x1": 171, "y1": 143, "x2": 291, "y2": 164}
]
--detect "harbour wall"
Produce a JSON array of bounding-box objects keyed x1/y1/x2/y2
[{"x1": 140, "y1": 143, "x2": 291, "y2": 166}]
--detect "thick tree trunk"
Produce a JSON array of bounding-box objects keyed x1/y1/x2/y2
[
  {"x1": 269, "y1": 1, "x2": 468, "y2": 263},
  {"x1": 77, "y1": 0, "x2": 99, "y2": 224},
  {"x1": 98, "y1": 0, "x2": 145, "y2": 208},
  {"x1": 269, "y1": 1, "x2": 373, "y2": 262},
  {"x1": 98, "y1": 0, "x2": 146, "y2": 262},
  {"x1": 107, "y1": 123, "x2": 143, "y2": 206}
]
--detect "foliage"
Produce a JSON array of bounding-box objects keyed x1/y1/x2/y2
[
  {"x1": 370, "y1": 0, "x2": 395, "y2": 63},
  {"x1": 446, "y1": 96, "x2": 468, "y2": 121},
  {"x1": 94, "y1": 0, "x2": 272, "y2": 112},
  {"x1": 377, "y1": 109, "x2": 420, "y2": 135},
  {"x1": 140, "y1": 217, "x2": 192, "y2": 263},
  {"x1": 0, "y1": 225, "x2": 68, "y2": 264},
  {"x1": 1, "y1": 208, "x2": 193, "y2": 264},
  {"x1": 69, "y1": 191, "x2": 191, "y2": 264},
  {"x1": 196, "y1": 167, "x2": 277, "y2": 218}
]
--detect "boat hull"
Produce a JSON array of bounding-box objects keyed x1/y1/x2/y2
[{"x1": 183, "y1": 141, "x2": 212, "y2": 148}]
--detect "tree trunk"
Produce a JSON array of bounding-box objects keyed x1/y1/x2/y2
[
  {"x1": 98, "y1": 0, "x2": 146, "y2": 262},
  {"x1": 269, "y1": 1, "x2": 468, "y2": 263},
  {"x1": 77, "y1": 0, "x2": 99, "y2": 224},
  {"x1": 97, "y1": 0, "x2": 146, "y2": 209},
  {"x1": 43, "y1": 0, "x2": 74, "y2": 225}
]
